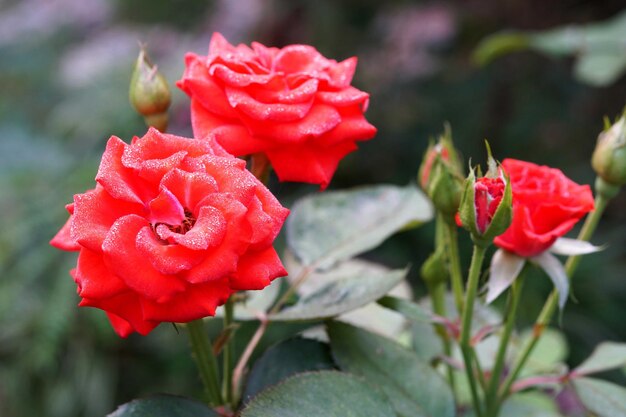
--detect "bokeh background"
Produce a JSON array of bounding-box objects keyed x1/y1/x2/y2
[{"x1": 1, "y1": 1, "x2": 625, "y2": 416}]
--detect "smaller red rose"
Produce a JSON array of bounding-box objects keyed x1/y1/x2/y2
[
  {"x1": 494, "y1": 159, "x2": 594, "y2": 257},
  {"x1": 51, "y1": 128, "x2": 289, "y2": 337}
]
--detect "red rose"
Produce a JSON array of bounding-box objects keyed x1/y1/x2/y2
[
  {"x1": 177, "y1": 32, "x2": 377, "y2": 189},
  {"x1": 494, "y1": 159, "x2": 594, "y2": 257},
  {"x1": 50, "y1": 128, "x2": 289, "y2": 337}
]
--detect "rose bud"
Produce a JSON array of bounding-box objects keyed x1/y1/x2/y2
[
  {"x1": 458, "y1": 146, "x2": 512, "y2": 246},
  {"x1": 591, "y1": 111, "x2": 626, "y2": 193},
  {"x1": 421, "y1": 246, "x2": 448, "y2": 287},
  {"x1": 129, "y1": 47, "x2": 172, "y2": 132},
  {"x1": 418, "y1": 126, "x2": 464, "y2": 218}
]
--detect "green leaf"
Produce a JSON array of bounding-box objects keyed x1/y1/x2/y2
[
  {"x1": 515, "y1": 328, "x2": 568, "y2": 376},
  {"x1": 573, "y1": 342, "x2": 626, "y2": 377},
  {"x1": 377, "y1": 296, "x2": 433, "y2": 323},
  {"x1": 573, "y1": 377, "x2": 626, "y2": 417},
  {"x1": 474, "y1": 9, "x2": 626, "y2": 86},
  {"x1": 499, "y1": 392, "x2": 563, "y2": 417},
  {"x1": 242, "y1": 337, "x2": 335, "y2": 403},
  {"x1": 327, "y1": 321, "x2": 455, "y2": 417},
  {"x1": 107, "y1": 395, "x2": 220, "y2": 417},
  {"x1": 215, "y1": 279, "x2": 281, "y2": 320},
  {"x1": 286, "y1": 184, "x2": 433, "y2": 270},
  {"x1": 269, "y1": 267, "x2": 407, "y2": 322},
  {"x1": 240, "y1": 371, "x2": 395, "y2": 417},
  {"x1": 574, "y1": 51, "x2": 626, "y2": 87}
]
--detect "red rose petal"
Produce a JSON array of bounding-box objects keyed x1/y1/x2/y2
[
  {"x1": 74, "y1": 248, "x2": 127, "y2": 299},
  {"x1": 327, "y1": 57, "x2": 357, "y2": 88},
  {"x1": 159, "y1": 169, "x2": 218, "y2": 213},
  {"x1": 273, "y1": 45, "x2": 329, "y2": 74},
  {"x1": 225, "y1": 86, "x2": 314, "y2": 122},
  {"x1": 155, "y1": 205, "x2": 227, "y2": 250},
  {"x1": 135, "y1": 225, "x2": 206, "y2": 274},
  {"x1": 96, "y1": 136, "x2": 152, "y2": 204},
  {"x1": 80, "y1": 292, "x2": 158, "y2": 336},
  {"x1": 230, "y1": 246, "x2": 286, "y2": 290},
  {"x1": 191, "y1": 101, "x2": 268, "y2": 155},
  {"x1": 180, "y1": 74, "x2": 239, "y2": 119},
  {"x1": 72, "y1": 187, "x2": 144, "y2": 252},
  {"x1": 241, "y1": 103, "x2": 342, "y2": 143},
  {"x1": 266, "y1": 140, "x2": 357, "y2": 189},
  {"x1": 246, "y1": 78, "x2": 319, "y2": 104},
  {"x1": 211, "y1": 63, "x2": 275, "y2": 87},
  {"x1": 141, "y1": 279, "x2": 233, "y2": 323},
  {"x1": 50, "y1": 214, "x2": 80, "y2": 251},
  {"x1": 317, "y1": 87, "x2": 369, "y2": 107},
  {"x1": 148, "y1": 187, "x2": 185, "y2": 226},
  {"x1": 315, "y1": 110, "x2": 377, "y2": 147},
  {"x1": 105, "y1": 312, "x2": 136, "y2": 338},
  {"x1": 102, "y1": 214, "x2": 187, "y2": 302}
]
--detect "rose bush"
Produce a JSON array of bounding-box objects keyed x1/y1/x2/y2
[
  {"x1": 50, "y1": 128, "x2": 289, "y2": 337},
  {"x1": 177, "y1": 32, "x2": 377, "y2": 189},
  {"x1": 494, "y1": 158, "x2": 595, "y2": 257}
]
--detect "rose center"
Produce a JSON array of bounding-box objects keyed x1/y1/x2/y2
[{"x1": 154, "y1": 209, "x2": 196, "y2": 236}]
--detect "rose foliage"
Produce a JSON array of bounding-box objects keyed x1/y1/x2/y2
[
  {"x1": 494, "y1": 158, "x2": 595, "y2": 257},
  {"x1": 51, "y1": 128, "x2": 289, "y2": 337},
  {"x1": 178, "y1": 32, "x2": 377, "y2": 189}
]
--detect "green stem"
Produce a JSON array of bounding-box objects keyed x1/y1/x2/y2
[
  {"x1": 485, "y1": 273, "x2": 524, "y2": 417},
  {"x1": 460, "y1": 244, "x2": 487, "y2": 417},
  {"x1": 444, "y1": 221, "x2": 465, "y2": 314},
  {"x1": 222, "y1": 298, "x2": 235, "y2": 407},
  {"x1": 187, "y1": 319, "x2": 224, "y2": 406},
  {"x1": 430, "y1": 280, "x2": 457, "y2": 391},
  {"x1": 494, "y1": 190, "x2": 612, "y2": 412}
]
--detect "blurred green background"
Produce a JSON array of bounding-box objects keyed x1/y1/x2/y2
[{"x1": 0, "y1": 0, "x2": 624, "y2": 416}]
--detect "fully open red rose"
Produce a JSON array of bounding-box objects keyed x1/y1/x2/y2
[
  {"x1": 494, "y1": 159, "x2": 594, "y2": 257},
  {"x1": 50, "y1": 128, "x2": 289, "y2": 337},
  {"x1": 177, "y1": 32, "x2": 377, "y2": 189}
]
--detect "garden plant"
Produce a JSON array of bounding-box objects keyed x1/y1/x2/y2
[{"x1": 49, "y1": 31, "x2": 626, "y2": 417}]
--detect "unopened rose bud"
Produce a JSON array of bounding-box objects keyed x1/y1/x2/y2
[
  {"x1": 458, "y1": 144, "x2": 512, "y2": 246},
  {"x1": 592, "y1": 112, "x2": 626, "y2": 188},
  {"x1": 418, "y1": 125, "x2": 464, "y2": 218},
  {"x1": 129, "y1": 47, "x2": 171, "y2": 132},
  {"x1": 421, "y1": 247, "x2": 448, "y2": 287}
]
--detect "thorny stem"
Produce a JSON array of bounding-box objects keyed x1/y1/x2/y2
[
  {"x1": 222, "y1": 298, "x2": 235, "y2": 408},
  {"x1": 444, "y1": 221, "x2": 465, "y2": 314},
  {"x1": 494, "y1": 190, "x2": 612, "y2": 413},
  {"x1": 484, "y1": 273, "x2": 525, "y2": 416},
  {"x1": 460, "y1": 244, "x2": 487, "y2": 417},
  {"x1": 231, "y1": 313, "x2": 269, "y2": 405},
  {"x1": 429, "y1": 214, "x2": 457, "y2": 393},
  {"x1": 230, "y1": 266, "x2": 314, "y2": 403},
  {"x1": 187, "y1": 319, "x2": 224, "y2": 406}
]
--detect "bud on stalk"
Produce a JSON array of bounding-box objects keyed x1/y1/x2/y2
[
  {"x1": 592, "y1": 111, "x2": 626, "y2": 190},
  {"x1": 418, "y1": 125, "x2": 464, "y2": 219},
  {"x1": 129, "y1": 47, "x2": 171, "y2": 132},
  {"x1": 458, "y1": 144, "x2": 512, "y2": 246}
]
